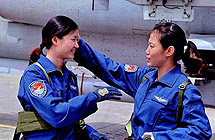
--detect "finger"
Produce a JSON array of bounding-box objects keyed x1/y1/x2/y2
[
  {"x1": 111, "y1": 92, "x2": 122, "y2": 96},
  {"x1": 110, "y1": 96, "x2": 121, "y2": 100},
  {"x1": 106, "y1": 87, "x2": 118, "y2": 91},
  {"x1": 109, "y1": 90, "x2": 122, "y2": 95}
]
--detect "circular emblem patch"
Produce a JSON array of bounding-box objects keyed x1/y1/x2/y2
[{"x1": 29, "y1": 80, "x2": 47, "y2": 98}]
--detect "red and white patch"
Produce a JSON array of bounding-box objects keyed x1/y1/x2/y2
[
  {"x1": 29, "y1": 80, "x2": 47, "y2": 98},
  {"x1": 124, "y1": 64, "x2": 138, "y2": 72}
]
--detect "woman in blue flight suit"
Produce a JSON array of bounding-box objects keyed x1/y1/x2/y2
[
  {"x1": 16, "y1": 16, "x2": 122, "y2": 140},
  {"x1": 74, "y1": 22, "x2": 212, "y2": 140}
]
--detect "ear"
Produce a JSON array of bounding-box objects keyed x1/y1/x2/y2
[
  {"x1": 166, "y1": 46, "x2": 175, "y2": 57},
  {"x1": 52, "y1": 36, "x2": 58, "y2": 46}
]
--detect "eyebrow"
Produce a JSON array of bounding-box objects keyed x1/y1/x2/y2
[
  {"x1": 148, "y1": 41, "x2": 155, "y2": 47},
  {"x1": 148, "y1": 41, "x2": 153, "y2": 44},
  {"x1": 72, "y1": 36, "x2": 80, "y2": 39}
]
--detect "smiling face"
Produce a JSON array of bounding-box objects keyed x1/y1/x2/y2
[
  {"x1": 54, "y1": 29, "x2": 80, "y2": 60},
  {"x1": 145, "y1": 31, "x2": 168, "y2": 68}
]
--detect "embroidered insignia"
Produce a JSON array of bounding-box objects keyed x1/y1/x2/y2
[
  {"x1": 98, "y1": 88, "x2": 109, "y2": 96},
  {"x1": 70, "y1": 85, "x2": 77, "y2": 90},
  {"x1": 124, "y1": 64, "x2": 138, "y2": 72},
  {"x1": 29, "y1": 80, "x2": 47, "y2": 98},
  {"x1": 154, "y1": 95, "x2": 167, "y2": 103}
]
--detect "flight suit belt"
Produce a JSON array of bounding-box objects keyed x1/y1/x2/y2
[{"x1": 16, "y1": 111, "x2": 86, "y2": 134}]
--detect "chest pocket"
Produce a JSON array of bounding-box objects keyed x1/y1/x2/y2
[
  {"x1": 66, "y1": 75, "x2": 79, "y2": 98},
  {"x1": 152, "y1": 94, "x2": 169, "y2": 106},
  {"x1": 47, "y1": 74, "x2": 63, "y2": 97},
  {"x1": 149, "y1": 81, "x2": 191, "y2": 131},
  {"x1": 149, "y1": 94, "x2": 175, "y2": 131},
  {"x1": 51, "y1": 84, "x2": 63, "y2": 97}
]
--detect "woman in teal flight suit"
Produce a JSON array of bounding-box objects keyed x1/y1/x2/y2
[
  {"x1": 74, "y1": 22, "x2": 212, "y2": 140},
  {"x1": 16, "y1": 16, "x2": 122, "y2": 140}
]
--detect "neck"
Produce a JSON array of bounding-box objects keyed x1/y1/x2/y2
[
  {"x1": 46, "y1": 52, "x2": 64, "y2": 72},
  {"x1": 157, "y1": 61, "x2": 176, "y2": 80}
]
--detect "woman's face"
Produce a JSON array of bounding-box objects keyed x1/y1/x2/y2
[
  {"x1": 55, "y1": 29, "x2": 80, "y2": 60},
  {"x1": 145, "y1": 31, "x2": 167, "y2": 68}
]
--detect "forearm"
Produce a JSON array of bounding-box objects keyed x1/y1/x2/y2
[
  {"x1": 75, "y1": 39, "x2": 138, "y2": 96},
  {"x1": 28, "y1": 91, "x2": 98, "y2": 128}
]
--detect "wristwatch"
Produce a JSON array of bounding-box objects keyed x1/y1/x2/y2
[{"x1": 143, "y1": 135, "x2": 152, "y2": 140}]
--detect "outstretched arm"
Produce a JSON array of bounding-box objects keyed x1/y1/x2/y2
[{"x1": 74, "y1": 39, "x2": 151, "y2": 97}]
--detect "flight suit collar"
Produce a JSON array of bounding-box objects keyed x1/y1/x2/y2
[
  {"x1": 145, "y1": 65, "x2": 182, "y2": 87},
  {"x1": 37, "y1": 55, "x2": 75, "y2": 78},
  {"x1": 37, "y1": 55, "x2": 58, "y2": 73},
  {"x1": 157, "y1": 65, "x2": 182, "y2": 87},
  {"x1": 144, "y1": 67, "x2": 158, "y2": 83}
]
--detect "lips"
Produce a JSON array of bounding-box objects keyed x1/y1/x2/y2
[{"x1": 71, "y1": 49, "x2": 76, "y2": 53}]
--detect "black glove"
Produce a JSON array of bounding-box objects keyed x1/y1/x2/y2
[{"x1": 93, "y1": 86, "x2": 122, "y2": 102}]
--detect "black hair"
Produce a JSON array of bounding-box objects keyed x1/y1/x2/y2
[
  {"x1": 151, "y1": 21, "x2": 202, "y2": 75},
  {"x1": 152, "y1": 22, "x2": 187, "y2": 63},
  {"x1": 29, "y1": 15, "x2": 78, "y2": 65},
  {"x1": 184, "y1": 41, "x2": 201, "y2": 59},
  {"x1": 182, "y1": 41, "x2": 202, "y2": 75}
]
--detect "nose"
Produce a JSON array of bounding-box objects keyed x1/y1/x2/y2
[
  {"x1": 74, "y1": 41, "x2": 79, "y2": 49},
  {"x1": 145, "y1": 46, "x2": 150, "y2": 55}
]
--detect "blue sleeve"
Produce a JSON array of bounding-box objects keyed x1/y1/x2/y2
[
  {"x1": 152, "y1": 86, "x2": 212, "y2": 140},
  {"x1": 85, "y1": 124, "x2": 96, "y2": 136},
  {"x1": 85, "y1": 124, "x2": 109, "y2": 139},
  {"x1": 75, "y1": 39, "x2": 150, "y2": 97},
  {"x1": 19, "y1": 69, "x2": 98, "y2": 128}
]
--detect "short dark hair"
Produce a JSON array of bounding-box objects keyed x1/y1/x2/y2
[
  {"x1": 152, "y1": 22, "x2": 187, "y2": 63},
  {"x1": 183, "y1": 41, "x2": 202, "y2": 75}
]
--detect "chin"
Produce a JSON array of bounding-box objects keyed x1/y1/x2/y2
[
  {"x1": 147, "y1": 63, "x2": 156, "y2": 68},
  {"x1": 64, "y1": 56, "x2": 74, "y2": 60},
  {"x1": 146, "y1": 63, "x2": 151, "y2": 66},
  {"x1": 68, "y1": 54, "x2": 75, "y2": 59}
]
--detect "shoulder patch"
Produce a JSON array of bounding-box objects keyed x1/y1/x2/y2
[
  {"x1": 29, "y1": 80, "x2": 47, "y2": 98},
  {"x1": 124, "y1": 64, "x2": 138, "y2": 72}
]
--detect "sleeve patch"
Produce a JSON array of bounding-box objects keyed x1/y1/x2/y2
[
  {"x1": 124, "y1": 64, "x2": 138, "y2": 72},
  {"x1": 29, "y1": 80, "x2": 47, "y2": 98}
]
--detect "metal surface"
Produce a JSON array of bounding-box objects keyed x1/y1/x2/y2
[{"x1": 126, "y1": 0, "x2": 215, "y2": 7}]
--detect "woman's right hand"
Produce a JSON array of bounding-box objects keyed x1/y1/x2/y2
[
  {"x1": 93, "y1": 86, "x2": 122, "y2": 102},
  {"x1": 90, "y1": 131, "x2": 110, "y2": 140}
]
